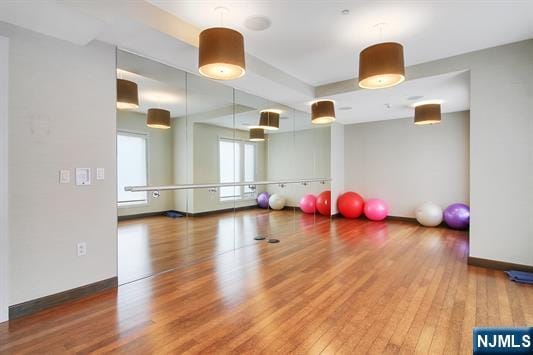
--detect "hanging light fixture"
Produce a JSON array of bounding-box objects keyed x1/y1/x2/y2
[
  {"x1": 414, "y1": 103, "x2": 441, "y2": 125},
  {"x1": 249, "y1": 128, "x2": 265, "y2": 141},
  {"x1": 198, "y1": 7, "x2": 245, "y2": 80},
  {"x1": 358, "y1": 23, "x2": 405, "y2": 89},
  {"x1": 257, "y1": 110, "x2": 280, "y2": 130},
  {"x1": 116, "y1": 79, "x2": 139, "y2": 109},
  {"x1": 358, "y1": 42, "x2": 405, "y2": 89},
  {"x1": 311, "y1": 100, "x2": 336, "y2": 124},
  {"x1": 147, "y1": 108, "x2": 171, "y2": 129}
]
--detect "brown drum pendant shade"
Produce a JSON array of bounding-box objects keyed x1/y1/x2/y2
[
  {"x1": 311, "y1": 100, "x2": 336, "y2": 124},
  {"x1": 358, "y1": 42, "x2": 405, "y2": 89},
  {"x1": 258, "y1": 110, "x2": 280, "y2": 130},
  {"x1": 249, "y1": 128, "x2": 265, "y2": 141},
  {"x1": 147, "y1": 108, "x2": 171, "y2": 129},
  {"x1": 198, "y1": 27, "x2": 246, "y2": 80},
  {"x1": 117, "y1": 79, "x2": 139, "y2": 109},
  {"x1": 414, "y1": 104, "x2": 441, "y2": 125}
]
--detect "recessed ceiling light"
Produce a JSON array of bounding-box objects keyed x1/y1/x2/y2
[
  {"x1": 244, "y1": 16, "x2": 271, "y2": 31},
  {"x1": 341, "y1": 9, "x2": 350, "y2": 15},
  {"x1": 338, "y1": 106, "x2": 352, "y2": 111},
  {"x1": 408, "y1": 95, "x2": 424, "y2": 101}
]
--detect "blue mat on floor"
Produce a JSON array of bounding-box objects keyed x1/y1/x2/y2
[
  {"x1": 505, "y1": 270, "x2": 533, "y2": 284},
  {"x1": 165, "y1": 210, "x2": 184, "y2": 218}
]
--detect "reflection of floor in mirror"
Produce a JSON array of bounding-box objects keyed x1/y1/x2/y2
[
  {"x1": 3, "y1": 215, "x2": 532, "y2": 354},
  {"x1": 118, "y1": 208, "x2": 331, "y2": 284}
]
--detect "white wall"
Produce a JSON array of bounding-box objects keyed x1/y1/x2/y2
[
  {"x1": 117, "y1": 111, "x2": 174, "y2": 216},
  {"x1": 405, "y1": 40, "x2": 533, "y2": 266},
  {"x1": 344, "y1": 111, "x2": 470, "y2": 217},
  {"x1": 0, "y1": 35, "x2": 9, "y2": 322},
  {"x1": 267, "y1": 127, "x2": 331, "y2": 206},
  {"x1": 330, "y1": 123, "x2": 344, "y2": 215},
  {"x1": 2, "y1": 23, "x2": 117, "y2": 304}
]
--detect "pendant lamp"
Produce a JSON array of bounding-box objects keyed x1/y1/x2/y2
[
  {"x1": 257, "y1": 110, "x2": 280, "y2": 130},
  {"x1": 311, "y1": 100, "x2": 336, "y2": 124},
  {"x1": 147, "y1": 108, "x2": 171, "y2": 129},
  {"x1": 249, "y1": 128, "x2": 265, "y2": 141},
  {"x1": 414, "y1": 103, "x2": 441, "y2": 125},
  {"x1": 358, "y1": 42, "x2": 405, "y2": 89},
  {"x1": 198, "y1": 27, "x2": 246, "y2": 80},
  {"x1": 117, "y1": 79, "x2": 139, "y2": 109}
]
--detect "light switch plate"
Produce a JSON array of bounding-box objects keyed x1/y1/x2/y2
[
  {"x1": 59, "y1": 169, "x2": 70, "y2": 184},
  {"x1": 96, "y1": 168, "x2": 105, "y2": 180},
  {"x1": 75, "y1": 168, "x2": 91, "y2": 186}
]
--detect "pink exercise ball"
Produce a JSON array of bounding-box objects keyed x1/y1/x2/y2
[
  {"x1": 364, "y1": 198, "x2": 388, "y2": 221},
  {"x1": 299, "y1": 194, "x2": 316, "y2": 214},
  {"x1": 316, "y1": 191, "x2": 331, "y2": 216}
]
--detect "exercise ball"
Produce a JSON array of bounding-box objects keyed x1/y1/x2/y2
[
  {"x1": 443, "y1": 203, "x2": 470, "y2": 230},
  {"x1": 257, "y1": 192, "x2": 270, "y2": 209},
  {"x1": 316, "y1": 191, "x2": 331, "y2": 216},
  {"x1": 337, "y1": 192, "x2": 364, "y2": 219},
  {"x1": 299, "y1": 194, "x2": 316, "y2": 214},
  {"x1": 415, "y1": 202, "x2": 443, "y2": 227},
  {"x1": 364, "y1": 198, "x2": 388, "y2": 221},
  {"x1": 269, "y1": 194, "x2": 286, "y2": 210}
]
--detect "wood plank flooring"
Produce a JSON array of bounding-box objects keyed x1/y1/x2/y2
[{"x1": 1, "y1": 209, "x2": 532, "y2": 354}]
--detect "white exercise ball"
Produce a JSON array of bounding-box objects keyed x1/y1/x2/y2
[
  {"x1": 415, "y1": 202, "x2": 443, "y2": 227},
  {"x1": 269, "y1": 194, "x2": 286, "y2": 210}
]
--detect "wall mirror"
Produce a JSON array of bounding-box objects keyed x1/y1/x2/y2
[{"x1": 116, "y1": 50, "x2": 331, "y2": 284}]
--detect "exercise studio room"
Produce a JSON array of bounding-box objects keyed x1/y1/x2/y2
[{"x1": 0, "y1": 1, "x2": 532, "y2": 354}]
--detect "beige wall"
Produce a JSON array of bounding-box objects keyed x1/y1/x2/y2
[
  {"x1": 344, "y1": 111, "x2": 470, "y2": 217},
  {"x1": 117, "y1": 111, "x2": 174, "y2": 216},
  {"x1": 267, "y1": 127, "x2": 331, "y2": 207},
  {"x1": 330, "y1": 123, "x2": 345, "y2": 215},
  {"x1": 2, "y1": 23, "x2": 117, "y2": 304}
]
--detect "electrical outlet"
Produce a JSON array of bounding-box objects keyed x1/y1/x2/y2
[{"x1": 77, "y1": 242, "x2": 87, "y2": 256}]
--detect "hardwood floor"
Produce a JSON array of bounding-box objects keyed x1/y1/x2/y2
[{"x1": 1, "y1": 210, "x2": 532, "y2": 354}]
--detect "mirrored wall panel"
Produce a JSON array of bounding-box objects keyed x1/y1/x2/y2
[{"x1": 116, "y1": 50, "x2": 331, "y2": 285}]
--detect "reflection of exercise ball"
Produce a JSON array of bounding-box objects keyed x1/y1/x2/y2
[
  {"x1": 415, "y1": 202, "x2": 443, "y2": 227},
  {"x1": 257, "y1": 192, "x2": 270, "y2": 209},
  {"x1": 316, "y1": 191, "x2": 331, "y2": 216},
  {"x1": 269, "y1": 194, "x2": 286, "y2": 210},
  {"x1": 338, "y1": 192, "x2": 364, "y2": 219},
  {"x1": 443, "y1": 203, "x2": 470, "y2": 230},
  {"x1": 364, "y1": 198, "x2": 388, "y2": 221},
  {"x1": 299, "y1": 194, "x2": 316, "y2": 214}
]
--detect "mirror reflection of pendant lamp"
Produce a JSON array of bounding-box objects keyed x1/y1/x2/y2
[
  {"x1": 249, "y1": 128, "x2": 265, "y2": 141},
  {"x1": 147, "y1": 108, "x2": 171, "y2": 129},
  {"x1": 116, "y1": 79, "x2": 139, "y2": 109},
  {"x1": 257, "y1": 110, "x2": 280, "y2": 130}
]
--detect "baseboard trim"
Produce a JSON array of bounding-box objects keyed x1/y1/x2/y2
[
  {"x1": 9, "y1": 277, "x2": 118, "y2": 320},
  {"x1": 386, "y1": 215, "x2": 418, "y2": 223},
  {"x1": 468, "y1": 257, "x2": 533, "y2": 273},
  {"x1": 118, "y1": 211, "x2": 173, "y2": 221}
]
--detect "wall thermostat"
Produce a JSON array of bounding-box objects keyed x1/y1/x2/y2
[{"x1": 75, "y1": 168, "x2": 91, "y2": 186}]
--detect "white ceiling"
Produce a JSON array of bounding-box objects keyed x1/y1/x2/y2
[
  {"x1": 1, "y1": 0, "x2": 528, "y2": 125},
  {"x1": 149, "y1": 0, "x2": 533, "y2": 86},
  {"x1": 332, "y1": 70, "x2": 470, "y2": 124}
]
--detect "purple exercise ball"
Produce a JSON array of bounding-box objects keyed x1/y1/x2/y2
[
  {"x1": 443, "y1": 203, "x2": 470, "y2": 230},
  {"x1": 257, "y1": 192, "x2": 270, "y2": 209}
]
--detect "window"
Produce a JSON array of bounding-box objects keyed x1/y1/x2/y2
[
  {"x1": 219, "y1": 138, "x2": 256, "y2": 201},
  {"x1": 117, "y1": 132, "x2": 148, "y2": 206}
]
